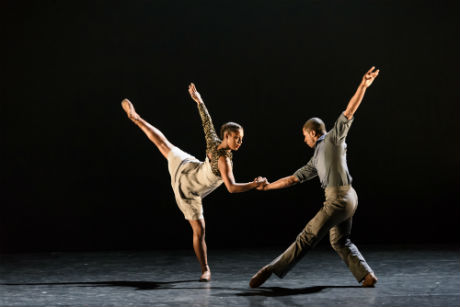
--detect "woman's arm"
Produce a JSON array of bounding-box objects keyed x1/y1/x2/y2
[
  {"x1": 188, "y1": 83, "x2": 220, "y2": 148},
  {"x1": 218, "y1": 156, "x2": 266, "y2": 193}
]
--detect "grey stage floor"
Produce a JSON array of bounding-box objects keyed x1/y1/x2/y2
[{"x1": 1, "y1": 244, "x2": 459, "y2": 307}]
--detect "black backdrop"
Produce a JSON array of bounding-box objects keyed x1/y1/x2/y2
[{"x1": 1, "y1": 0, "x2": 459, "y2": 252}]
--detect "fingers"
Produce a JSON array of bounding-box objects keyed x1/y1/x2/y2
[
  {"x1": 367, "y1": 67, "x2": 380, "y2": 77},
  {"x1": 363, "y1": 67, "x2": 380, "y2": 81},
  {"x1": 368, "y1": 70, "x2": 380, "y2": 80},
  {"x1": 254, "y1": 177, "x2": 268, "y2": 184}
]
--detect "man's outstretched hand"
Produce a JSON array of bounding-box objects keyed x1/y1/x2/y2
[
  {"x1": 188, "y1": 83, "x2": 204, "y2": 104},
  {"x1": 361, "y1": 66, "x2": 380, "y2": 88}
]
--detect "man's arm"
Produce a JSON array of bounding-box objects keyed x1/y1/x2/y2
[
  {"x1": 259, "y1": 158, "x2": 317, "y2": 191},
  {"x1": 343, "y1": 66, "x2": 380, "y2": 120},
  {"x1": 260, "y1": 175, "x2": 299, "y2": 191}
]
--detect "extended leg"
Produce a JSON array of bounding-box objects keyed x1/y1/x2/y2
[
  {"x1": 270, "y1": 205, "x2": 338, "y2": 278},
  {"x1": 122, "y1": 99, "x2": 173, "y2": 158},
  {"x1": 250, "y1": 205, "x2": 338, "y2": 288},
  {"x1": 189, "y1": 218, "x2": 211, "y2": 281}
]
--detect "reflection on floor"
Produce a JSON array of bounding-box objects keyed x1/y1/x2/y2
[{"x1": 1, "y1": 244, "x2": 459, "y2": 307}]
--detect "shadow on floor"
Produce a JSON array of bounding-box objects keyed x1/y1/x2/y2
[
  {"x1": 235, "y1": 285, "x2": 362, "y2": 297},
  {"x1": 1, "y1": 280, "x2": 197, "y2": 290},
  {"x1": 2, "y1": 281, "x2": 361, "y2": 296}
]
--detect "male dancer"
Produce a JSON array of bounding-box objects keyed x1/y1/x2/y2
[{"x1": 249, "y1": 67, "x2": 380, "y2": 288}]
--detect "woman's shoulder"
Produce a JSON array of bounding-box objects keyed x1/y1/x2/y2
[{"x1": 216, "y1": 148, "x2": 232, "y2": 159}]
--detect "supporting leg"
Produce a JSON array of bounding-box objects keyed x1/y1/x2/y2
[
  {"x1": 189, "y1": 218, "x2": 211, "y2": 281},
  {"x1": 121, "y1": 99, "x2": 173, "y2": 159},
  {"x1": 330, "y1": 218, "x2": 377, "y2": 286}
]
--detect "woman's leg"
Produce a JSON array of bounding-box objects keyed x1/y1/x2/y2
[
  {"x1": 189, "y1": 218, "x2": 211, "y2": 281},
  {"x1": 122, "y1": 99, "x2": 173, "y2": 159}
]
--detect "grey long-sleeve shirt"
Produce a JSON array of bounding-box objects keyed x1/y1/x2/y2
[{"x1": 293, "y1": 113, "x2": 354, "y2": 188}]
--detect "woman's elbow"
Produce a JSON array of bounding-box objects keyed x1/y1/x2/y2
[
  {"x1": 226, "y1": 186, "x2": 236, "y2": 193},
  {"x1": 225, "y1": 183, "x2": 237, "y2": 193}
]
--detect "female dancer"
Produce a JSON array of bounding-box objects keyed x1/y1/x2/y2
[{"x1": 121, "y1": 83, "x2": 266, "y2": 281}]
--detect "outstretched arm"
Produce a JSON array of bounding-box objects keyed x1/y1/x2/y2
[
  {"x1": 218, "y1": 156, "x2": 266, "y2": 193},
  {"x1": 258, "y1": 158, "x2": 317, "y2": 191},
  {"x1": 343, "y1": 66, "x2": 380, "y2": 120},
  {"x1": 188, "y1": 83, "x2": 220, "y2": 148},
  {"x1": 257, "y1": 175, "x2": 299, "y2": 191}
]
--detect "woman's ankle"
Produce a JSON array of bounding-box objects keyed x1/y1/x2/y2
[{"x1": 201, "y1": 265, "x2": 210, "y2": 273}]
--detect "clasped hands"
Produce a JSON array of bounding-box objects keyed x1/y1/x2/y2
[{"x1": 253, "y1": 176, "x2": 269, "y2": 191}]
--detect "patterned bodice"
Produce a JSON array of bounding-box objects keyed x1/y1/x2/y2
[{"x1": 197, "y1": 103, "x2": 232, "y2": 177}]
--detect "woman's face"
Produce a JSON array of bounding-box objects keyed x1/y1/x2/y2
[{"x1": 226, "y1": 129, "x2": 244, "y2": 151}]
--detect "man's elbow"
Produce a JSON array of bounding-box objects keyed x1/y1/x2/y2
[
  {"x1": 343, "y1": 110, "x2": 354, "y2": 120},
  {"x1": 289, "y1": 176, "x2": 300, "y2": 185}
]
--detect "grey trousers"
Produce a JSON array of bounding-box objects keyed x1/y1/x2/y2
[{"x1": 270, "y1": 185, "x2": 373, "y2": 282}]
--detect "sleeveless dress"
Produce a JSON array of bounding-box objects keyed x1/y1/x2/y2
[{"x1": 166, "y1": 103, "x2": 232, "y2": 220}]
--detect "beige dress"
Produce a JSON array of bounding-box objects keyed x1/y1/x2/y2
[{"x1": 167, "y1": 103, "x2": 232, "y2": 220}]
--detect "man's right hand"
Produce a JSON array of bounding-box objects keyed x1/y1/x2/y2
[{"x1": 360, "y1": 66, "x2": 380, "y2": 88}]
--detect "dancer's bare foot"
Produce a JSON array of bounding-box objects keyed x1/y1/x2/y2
[
  {"x1": 121, "y1": 99, "x2": 139, "y2": 121},
  {"x1": 362, "y1": 272, "x2": 378, "y2": 287},
  {"x1": 199, "y1": 267, "x2": 211, "y2": 282}
]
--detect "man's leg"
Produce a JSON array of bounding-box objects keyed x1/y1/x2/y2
[
  {"x1": 270, "y1": 206, "x2": 339, "y2": 278},
  {"x1": 250, "y1": 204, "x2": 345, "y2": 288},
  {"x1": 329, "y1": 218, "x2": 377, "y2": 286}
]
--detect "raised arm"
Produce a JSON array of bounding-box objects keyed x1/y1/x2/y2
[
  {"x1": 343, "y1": 66, "x2": 380, "y2": 120},
  {"x1": 188, "y1": 83, "x2": 220, "y2": 148},
  {"x1": 218, "y1": 155, "x2": 266, "y2": 193}
]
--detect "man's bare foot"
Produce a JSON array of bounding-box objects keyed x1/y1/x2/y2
[
  {"x1": 199, "y1": 270, "x2": 211, "y2": 282},
  {"x1": 362, "y1": 272, "x2": 378, "y2": 287},
  {"x1": 121, "y1": 99, "x2": 139, "y2": 121}
]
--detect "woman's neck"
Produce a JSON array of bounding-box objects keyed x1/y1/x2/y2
[{"x1": 217, "y1": 141, "x2": 231, "y2": 152}]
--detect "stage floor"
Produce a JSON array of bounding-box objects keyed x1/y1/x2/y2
[{"x1": 1, "y1": 244, "x2": 459, "y2": 307}]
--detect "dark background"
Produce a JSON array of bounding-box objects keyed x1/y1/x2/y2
[{"x1": 1, "y1": 0, "x2": 458, "y2": 253}]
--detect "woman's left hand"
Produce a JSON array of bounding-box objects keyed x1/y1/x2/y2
[
  {"x1": 254, "y1": 177, "x2": 269, "y2": 189},
  {"x1": 188, "y1": 83, "x2": 204, "y2": 104}
]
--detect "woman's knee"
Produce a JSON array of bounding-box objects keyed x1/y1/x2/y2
[
  {"x1": 190, "y1": 220, "x2": 206, "y2": 239},
  {"x1": 193, "y1": 229, "x2": 205, "y2": 241}
]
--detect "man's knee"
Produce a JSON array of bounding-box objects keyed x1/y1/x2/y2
[
  {"x1": 296, "y1": 227, "x2": 316, "y2": 247},
  {"x1": 330, "y1": 237, "x2": 351, "y2": 251}
]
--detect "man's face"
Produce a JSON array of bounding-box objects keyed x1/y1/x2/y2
[{"x1": 303, "y1": 128, "x2": 317, "y2": 148}]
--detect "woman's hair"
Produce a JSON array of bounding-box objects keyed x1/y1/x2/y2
[
  {"x1": 220, "y1": 122, "x2": 243, "y2": 139},
  {"x1": 303, "y1": 117, "x2": 326, "y2": 135}
]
